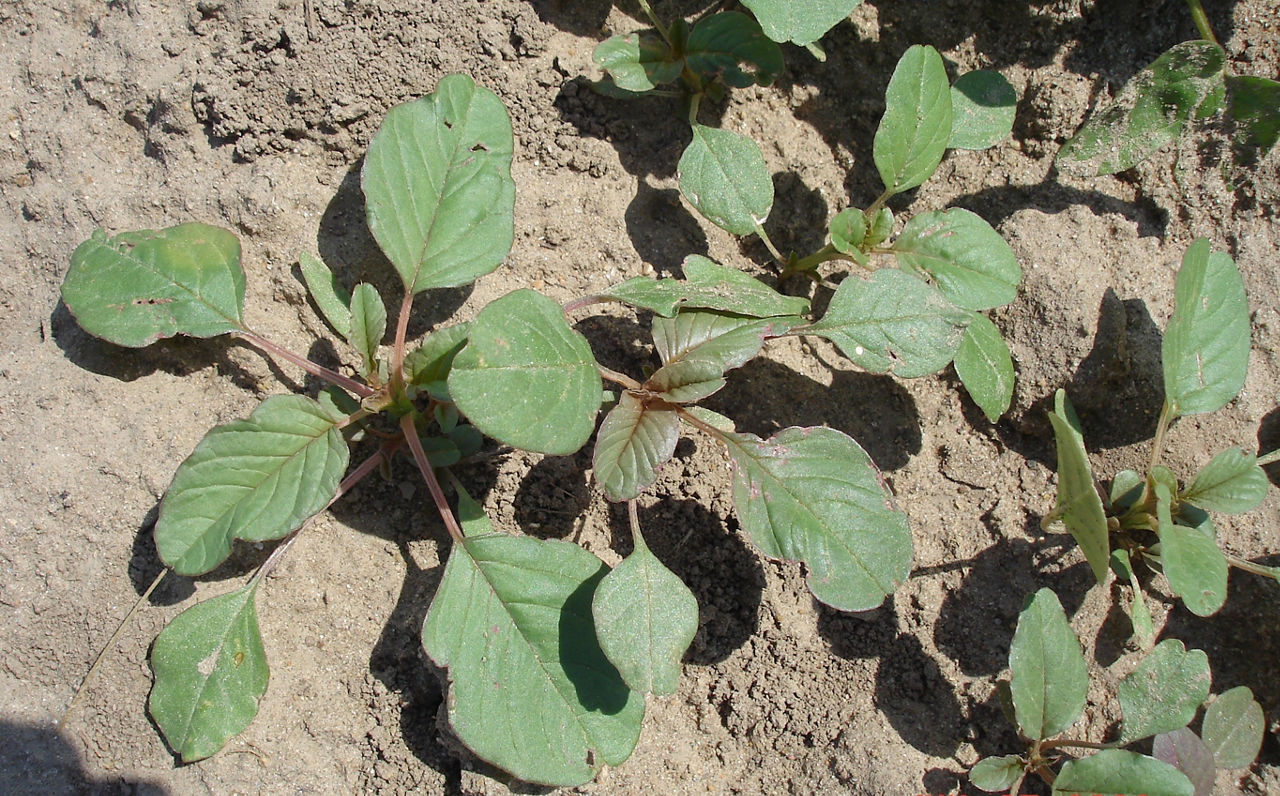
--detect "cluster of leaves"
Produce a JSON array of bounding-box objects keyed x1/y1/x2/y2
[
  {"x1": 1044, "y1": 239, "x2": 1279, "y2": 637},
  {"x1": 1057, "y1": 0, "x2": 1280, "y2": 177},
  {"x1": 970, "y1": 588, "x2": 1264, "y2": 795}
]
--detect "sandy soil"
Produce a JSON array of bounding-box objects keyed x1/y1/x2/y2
[{"x1": 2, "y1": 1, "x2": 1278, "y2": 794}]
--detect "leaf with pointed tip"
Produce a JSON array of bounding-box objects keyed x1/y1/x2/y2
[
  {"x1": 649, "y1": 311, "x2": 798, "y2": 403},
  {"x1": 602, "y1": 255, "x2": 808, "y2": 318},
  {"x1": 405, "y1": 323, "x2": 470, "y2": 401},
  {"x1": 874, "y1": 45, "x2": 952, "y2": 194},
  {"x1": 969, "y1": 755, "x2": 1025, "y2": 793},
  {"x1": 348, "y1": 284, "x2": 386, "y2": 380},
  {"x1": 449, "y1": 290, "x2": 601, "y2": 455},
  {"x1": 298, "y1": 251, "x2": 351, "y2": 339},
  {"x1": 1201, "y1": 686, "x2": 1265, "y2": 769},
  {"x1": 1182, "y1": 447, "x2": 1267, "y2": 514},
  {"x1": 954, "y1": 313, "x2": 1014, "y2": 422},
  {"x1": 362, "y1": 74, "x2": 515, "y2": 295},
  {"x1": 678, "y1": 124, "x2": 773, "y2": 235},
  {"x1": 592, "y1": 531, "x2": 697, "y2": 696},
  {"x1": 1162, "y1": 239, "x2": 1250, "y2": 418},
  {"x1": 1156, "y1": 482, "x2": 1227, "y2": 617},
  {"x1": 1058, "y1": 41, "x2": 1225, "y2": 176},
  {"x1": 721, "y1": 426, "x2": 911, "y2": 612},
  {"x1": 892, "y1": 209, "x2": 1021, "y2": 311},
  {"x1": 1111, "y1": 549, "x2": 1154, "y2": 645},
  {"x1": 1119, "y1": 640, "x2": 1211, "y2": 742},
  {"x1": 155, "y1": 395, "x2": 349, "y2": 576},
  {"x1": 593, "y1": 392, "x2": 679, "y2": 501},
  {"x1": 1153, "y1": 728, "x2": 1216, "y2": 796},
  {"x1": 808, "y1": 269, "x2": 970, "y2": 378},
  {"x1": 1047, "y1": 389, "x2": 1110, "y2": 585},
  {"x1": 1228, "y1": 75, "x2": 1280, "y2": 153},
  {"x1": 1053, "y1": 750, "x2": 1194, "y2": 796},
  {"x1": 739, "y1": 0, "x2": 861, "y2": 47},
  {"x1": 1009, "y1": 588, "x2": 1087, "y2": 741},
  {"x1": 592, "y1": 33, "x2": 681, "y2": 92},
  {"x1": 686, "y1": 12, "x2": 783, "y2": 88},
  {"x1": 421, "y1": 522, "x2": 644, "y2": 786},
  {"x1": 61, "y1": 224, "x2": 245, "y2": 347},
  {"x1": 149, "y1": 584, "x2": 268, "y2": 763},
  {"x1": 949, "y1": 70, "x2": 1018, "y2": 150}
]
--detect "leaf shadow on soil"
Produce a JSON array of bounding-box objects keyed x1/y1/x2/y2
[
  {"x1": 1, "y1": 722, "x2": 170, "y2": 796},
  {"x1": 1258, "y1": 407, "x2": 1280, "y2": 488}
]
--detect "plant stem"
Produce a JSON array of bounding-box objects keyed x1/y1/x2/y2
[
  {"x1": 637, "y1": 0, "x2": 673, "y2": 48},
  {"x1": 1147, "y1": 400, "x2": 1175, "y2": 474},
  {"x1": 562, "y1": 294, "x2": 614, "y2": 315},
  {"x1": 1041, "y1": 737, "x2": 1120, "y2": 752},
  {"x1": 597, "y1": 363, "x2": 643, "y2": 391},
  {"x1": 1225, "y1": 553, "x2": 1280, "y2": 580},
  {"x1": 234, "y1": 329, "x2": 373, "y2": 398},
  {"x1": 627, "y1": 499, "x2": 647, "y2": 550},
  {"x1": 753, "y1": 221, "x2": 787, "y2": 266},
  {"x1": 400, "y1": 414, "x2": 465, "y2": 544},
  {"x1": 1256, "y1": 449, "x2": 1280, "y2": 467},
  {"x1": 391, "y1": 290, "x2": 413, "y2": 397},
  {"x1": 1185, "y1": 0, "x2": 1220, "y2": 46},
  {"x1": 57, "y1": 568, "x2": 168, "y2": 732},
  {"x1": 677, "y1": 405, "x2": 728, "y2": 441},
  {"x1": 787, "y1": 243, "x2": 870, "y2": 275},
  {"x1": 863, "y1": 189, "x2": 894, "y2": 224}
]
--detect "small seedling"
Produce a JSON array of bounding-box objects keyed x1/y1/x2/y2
[
  {"x1": 1044, "y1": 238, "x2": 1278, "y2": 634},
  {"x1": 969, "y1": 588, "x2": 1265, "y2": 795},
  {"x1": 58, "y1": 74, "x2": 925, "y2": 787}
]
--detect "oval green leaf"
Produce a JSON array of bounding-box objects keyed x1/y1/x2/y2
[
  {"x1": 739, "y1": 0, "x2": 861, "y2": 47},
  {"x1": 1047, "y1": 389, "x2": 1110, "y2": 585},
  {"x1": 1162, "y1": 239, "x2": 1250, "y2": 418},
  {"x1": 155, "y1": 395, "x2": 350, "y2": 576},
  {"x1": 602, "y1": 255, "x2": 808, "y2": 318},
  {"x1": 1159, "y1": 521, "x2": 1228, "y2": 617},
  {"x1": 1201, "y1": 686, "x2": 1265, "y2": 769},
  {"x1": 1153, "y1": 728, "x2": 1216, "y2": 796},
  {"x1": 892, "y1": 209, "x2": 1021, "y2": 311},
  {"x1": 828, "y1": 208, "x2": 867, "y2": 256},
  {"x1": 592, "y1": 531, "x2": 698, "y2": 696},
  {"x1": 1009, "y1": 588, "x2": 1087, "y2": 741},
  {"x1": 721, "y1": 426, "x2": 911, "y2": 612},
  {"x1": 686, "y1": 12, "x2": 783, "y2": 89},
  {"x1": 405, "y1": 322, "x2": 470, "y2": 400},
  {"x1": 969, "y1": 755, "x2": 1024, "y2": 793},
  {"x1": 593, "y1": 392, "x2": 680, "y2": 502},
  {"x1": 678, "y1": 124, "x2": 774, "y2": 236},
  {"x1": 1118, "y1": 639, "x2": 1211, "y2": 742},
  {"x1": 298, "y1": 251, "x2": 351, "y2": 339},
  {"x1": 61, "y1": 223, "x2": 245, "y2": 347},
  {"x1": 874, "y1": 45, "x2": 953, "y2": 194},
  {"x1": 592, "y1": 33, "x2": 680, "y2": 92},
  {"x1": 348, "y1": 283, "x2": 386, "y2": 379},
  {"x1": 422, "y1": 530, "x2": 644, "y2": 786},
  {"x1": 954, "y1": 313, "x2": 1014, "y2": 422},
  {"x1": 1182, "y1": 447, "x2": 1267, "y2": 514},
  {"x1": 149, "y1": 584, "x2": 268, "y2": 763},
  {"x1": 1053, "y1": 750, "x2": 1194, "y2": 796},
  {"x1": 448, "y1": 289, "x2": 601, "y2": 455},
  {"x1": 1228, "y1": 75, "x2": 1280, "y2": 153},
  {"x1": 807, "y1": 269, "x2": 970, "y2": 378},
  {"x1": 362, "y1": 74, "x2": 515, "y2": 295},
  {"x1": 949, "y1": 70, "x2": 1018, "y2": 150}
]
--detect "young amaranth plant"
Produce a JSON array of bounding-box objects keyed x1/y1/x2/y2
[
  {"x1": 57, "y1": 74, "x2": 918, "y2": 787},
  {"x1": 597, "y1": 37, "x2": 1022, "y2": 423},
  {"x1": 968, "y1": 588, "x2": 1265, "y2": 795},
  {"x1": 1043, "y1": 238, "x2": 1279, "y2": 638}
]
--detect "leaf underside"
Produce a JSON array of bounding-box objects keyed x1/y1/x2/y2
[
  {"x1": 1153, "y1": 728, "x2": 1216, "y2": 796},
  {"x1": 592, "y1": 392, "x2": 680, "y2": 502},
  {"x1": 648, "y1": 311, "x2": 796, "y2": 403}
]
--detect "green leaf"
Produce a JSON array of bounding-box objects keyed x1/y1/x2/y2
[
  {"x1": 678, "y1": 124, "x2": 774, "y2": 236},
  {"x1": 362, "y1": 74, "x2": 515, "y2": 295},
  {"x1": 405, "y1": 323, "x2": 470, "y2": 401},
  {"x1": 155, "y1": 395, "x2": 349, "y2": 576},
  {"x1": 449, "y1": 290, "x2": 600, "y2": 455},
  {"x1": 1111, "y1": 548, "x2": 1154, "y2": 645},
  {"x1": 1162, "y1": 239, "x2": 1250, "y2": 417},
  {"x1": 828, "y1": 208, "x2": 867, "y2": 256},
  {"x1": 421, "y1": 529, "x2": 644, "y2": 786},
  {"x1": 807, "y1": 269, "x2": 970, "y2": 378},
  {"x1": 686, "y1": 12, "x2": 784, "y2": 89},
  {"x1": 592, "y1": 392, "x2": 680, "y2": 501},
  {"x1": 148, "y1": 584, "x2": 268, "y2": 763},
  {"x1": 297, "y1": 251, "x2": 351, "y2": 339},
  {"x1": 681, "y1": 406, "x2": 735, "y2": 434},
  {"x1": 874, "y1": 45, "x2": 953, "y2": 194},
  {"x1": 1057, "y1": 40, "x2": 1226, "y2": 175},
  {"x1": 602, "y1": 255, "x2": 808, "y2": 318},
  {"x1": 648, "y1": 311, "x2": 797, "y2": 403},
  {"x1": 1009, "y1": 588, "x2": 1087, "y2": 741},
  {"x1": 1118, "y1": 639, "x2": 1211, "y2": 742},
  {"x1": 1053, "y1": 750, "x2": 1194, "y2": 796},
  {"x1": 592, "y1": 530, "x2": 698, "y2": 696},
  {"x1": 739, "y1": 0, "x2": 861, "y2": 47},
  {"x1": 1047, "y1": 389, "x2": 1110, "y2": 585},
  {"x1": 592, "y1": 33, "x2": 681, "y2": 93},
  {"x1": 948, "y1": 70, "x2": 1018, "y2": 150},
  {"x1": 61, "y1": 224, "x2": 245, "y2": 347},
  {"x1": 1110, "y1": 469, "x2": 1146, "y2": 511},
  {"x1": 865, "y1": 207, "x2": 894, "y2": 246},
  {"x1": 348, "y1": 283, "x2": 386, "y2": 380},
  {"x1": 1182, "y1": 447, "x2": 1267, "y2": 514},
  {"x1": 721, "y1": 426, "x2": 911, "y2": 612},
  {"x1": 892, "y1": 209, "x2": 1021, "y2": 311},
  {"x1": 1153, "y1": 728, "x2": 1216, "y2": 796},
  {"x1": 1228, "y1": 75, "x2": 1280, "y2": 153},
  {"x1": 1201, "y1": 686, "x2": 1265, "y2": 769},
  {"x1": 954, "y1": 313, "x2": 1014, "y2": 422},
  {"x1": 969, "y1": 755, "x2": 1025, "y2": 793},
  {"x1": 1158, "y1": 518, "x2": 1228, "y2": 617}
]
